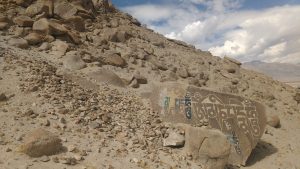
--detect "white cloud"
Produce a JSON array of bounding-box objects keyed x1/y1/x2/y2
[{"x1": 123, "y1": 1, "x2": 300, "y2": 64}]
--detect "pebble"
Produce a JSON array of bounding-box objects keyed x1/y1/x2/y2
[{"x1": 40, "y1": 156, "x2": 50, "y2": 162}]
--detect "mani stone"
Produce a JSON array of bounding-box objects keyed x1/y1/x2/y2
[
  {"x1": 18, "y1": 129, "x2": 63, "y2": 157},
  {"x1": 149, "y1": 83, "x2": 267, "y2": 166}
]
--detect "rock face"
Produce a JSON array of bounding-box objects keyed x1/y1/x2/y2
[
  {"x1": 182, "y1": 124, "x2": 231, "y2": 169},
  {"x1": 150, "y1": 83, "x2": 267, "y2": 165},
  {"x1": 18, "y1": 129, "x2": 63, "y2": 157}
]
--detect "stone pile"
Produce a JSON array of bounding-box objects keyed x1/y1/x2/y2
[{"x1": 2, "y1": 0, "x2": 114, "y2": 47}]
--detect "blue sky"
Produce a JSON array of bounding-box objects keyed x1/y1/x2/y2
[{"x1": 111, "y1": 0, "x2": 300, "y2": 63}]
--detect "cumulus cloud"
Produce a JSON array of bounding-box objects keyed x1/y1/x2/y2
[{"x1": 122, "y1": 1, "x2": 300, "y2": 63}]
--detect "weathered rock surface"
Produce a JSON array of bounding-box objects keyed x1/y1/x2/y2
[
  {"x1": 18, "y1": 129, "x2": 63, "y2": 157},
  {"x1": 182, "y1": 124, "x2": 231, "y2": 169}
]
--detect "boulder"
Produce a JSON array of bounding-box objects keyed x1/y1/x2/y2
[
  {"x1": 105, "y1": 29, "x2": 131, "y2": 43},
  {"x1": 24, "y1": 32, "x2": 45, "y2": 45},
  {"x1": 183, "y1": 125, "x2": 231, "y2": 169},
  {"x1": 149, "y1": 83, "x2": 267, "y2": 165},
  {"x1": 8, "y1": 38, "x2": 29, "y2": 49},
  {"x1": 64, "y1": 16, "x2": 85, "y2": 32},
  {"x1": 13, "y1": 15, "x2": 34, "y2": 27},
  {"x1": 18, "y1": 129, "x2": 63, "y2": 157},
  {"x1": 88, "y1": 69, "x2": 126, "y2": 87},
  {"x1": 48, "y1": 20, "x2": 68, "y2": 35},
  {"x1": 53, "y1": 1, "x2": 78, "y2": 19},
  {"x1": 103, "y1": 52, "x2": 127, "y2": 67},
  {"x1": 32, "y1": 18, "x2": 49, "y2": 34},
  {"x1": 24, "y1": 0, "x2": 54, "y2": 17},
  {"x1": 63, "y1": 51, "x2": 86, "y2": 70}
]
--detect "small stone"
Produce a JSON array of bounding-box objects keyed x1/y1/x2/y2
[
  {"x1": 41, "y1": 119, "x2": 50, "y2": 126},
  {"x1": 163, "y1": 132, "x2": 185, "y2": 147},
  {"x1": 52, "y1": 157, "x2": 59, "y2": 163},
  {"x1": 8, "y1": 38, "x2": 29, "y2": 49},
  {"x1": 32, "y1": 18, "x2": 49, "y2": 34},
  {"x1": 267, "y1": 115, "x2": 281, "y2": 128},
  {"x1": 40, "y1": 156, "x2": 50, "y2": 162},
  {"x1": 24, "y1": 32, "x2": 44, "y2": 45},
  {"x1": 133, "y1": 72, "x2": 147, "y2": 84},
  {"x1": 129, "y1": 79, "x2": 139, "y2": 88},
  {"x1": 0, "y1": 22, "x2": 8, "y2": 30},
  {"x1": 59, "y1": 117, "x2": 67, "y2": 124},
  {"x1": 60, "y1": 157, "x2": 77, "y2": 165},
  {"x1": 63, "y1": 51, "x2": 86, "y2": 70},
  {"x1": 67, "y1": 145, "x2": 76, "y2": 152},
  {"x1": 0, "y1": 93, "x2": 7, "y2": 102},
  {"x1": 13, "y1": 16, "x2": 34, "y2": 27},
  {"x1": 39, "y1": 42, "x2": 51, "y2": 51},
  {"x1": 6, "y1": 148, "x2": 12, "y2": 152},
  {"x1": 104, "y1": 52, "x2": 127, "y2": 67},
  {"x1": 89, "y1": 121, "x2": 100, "y2": 129}
]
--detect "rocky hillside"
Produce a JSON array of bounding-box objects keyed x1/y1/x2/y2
[{"x1": 0, "y1": 0, "x2": 300, "y2": 169}]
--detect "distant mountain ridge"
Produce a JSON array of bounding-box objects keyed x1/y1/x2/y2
[{"x1": 243, "y1": 61, "x2": 300, "y2": 83}]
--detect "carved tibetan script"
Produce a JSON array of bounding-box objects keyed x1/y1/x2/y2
[{"x1": 159, "y1": 85, "x2": 267, "y2": 165}]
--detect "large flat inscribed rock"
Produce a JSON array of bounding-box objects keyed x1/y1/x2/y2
[{"x1": 150, "y1": 83, "x2": 267, "y2": 165}]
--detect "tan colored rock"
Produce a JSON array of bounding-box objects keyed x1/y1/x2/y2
[
  {"x1": 18, "y1": 129, "x2": 63, "y2": 157},
  {"x1": 104, "y1": 52, "x2": 127, "y2": 67},
  {"x1": 66, "y1": 30, "x2": 81, "y2": 44},
  {"x1": 63, "y1": 51, "x2": 86, "y2": 70},
  {"x1": 8, "y1": 38, "x2": 29, "y2": 49},
  {"x1": 163, "y1": 131, "x2": 185, "y2": 147},
  {"x1": 24, "y1": 32, "x2": 45, "y2": 45},
  {"x1": 15, "y1": 0, "x2": 33, "y2": 7},
  {"x1": 48, "y1": 20, "x2": 68, "y2": 35},
  {"x1": 51, "y1": 40, "x2": 69, "y2": 56},
  {"x1": 32, "y1": 18, "x2": 49, "y2": 34},
  {"x1": 54, "y1": 1, "x2": 78, "y2": 19},
  {"x1": 267, "y1": 115, "x2": 280, "y2": 128},
  {"x1": 13, "y1": 15, "x2": 34, "y2": 27},
  {"x1": 183, "y1": 125, "x2": 231, "y2": 169},
  {"x1": 88, "y1": 69, "x2": 126, "y2": 87},
  {"x1": 0, "y1": 22, "x2": 8, "y2": 30},
  {"x1": 65, "y1": 16, "x2": 85, "y2": 32},
  {"x1": 25, "y1": 1, "x2": 45, "y2": 17}
]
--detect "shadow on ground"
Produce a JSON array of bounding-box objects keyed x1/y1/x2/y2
[{"x1": 246, "y1": 140, "x2": 278, "y2": 166}]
